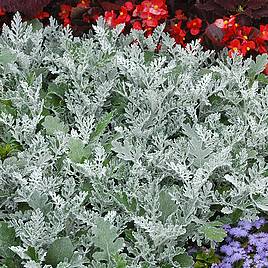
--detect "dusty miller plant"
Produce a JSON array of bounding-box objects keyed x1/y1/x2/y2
[{"x1": 0, "y1": 13, "x2": 268, "y2": 268}]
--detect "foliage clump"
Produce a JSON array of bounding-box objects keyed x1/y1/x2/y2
[{"x1": 0, "y1": 13, "x2": 268, "y2": 267}]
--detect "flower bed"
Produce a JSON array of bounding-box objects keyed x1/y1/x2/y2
[
  {"x1": 0, "y1": 0, "x2": 267, "y2": 63},
  {"x1": 0, "y1": 13, "x2": 268, "y2": 267}
]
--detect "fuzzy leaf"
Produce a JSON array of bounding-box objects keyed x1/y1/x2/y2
[
  {"x1": 67, "y1": 138, "x2": 90, "y2": 163},
  {"x1": 199, "y1": 223, "x2": 227, "y2": 242},
  {"x1": 248, "y1": 54, "x2": 268, "y2": 76},
  {"x1": 42, "y1": 116, "x2": 68, "y2": 136},
  {"x1": 92, "y1": 218, "x2": 124, "y2": 263},
  {"x1": 45, "y1": 237, "x2": 74, "y2": 267},
  {"x1": 174, "y1": 253, "x2": 194, "y2": 268}
]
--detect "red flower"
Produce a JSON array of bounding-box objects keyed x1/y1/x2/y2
[
  {"x1": 59, "y1": 4, "x2": 72, "y2": 17},
  {"x1": 133, "y1": 0, "x2": 168, "y2": 21},
  {"x1": 143, "y1": 15, "x2": 158, "y2": 28},
  {"x1": 260, "y1": 25, "x2": 268, "y2": 41},
  {"x1": 228, "y1": 39, "x2": 256, "y2": 57},
  {"x1": 115, "y1": 6, "x2": 131, "y2": 24},
  {"x1": 104, "y1": 10, "x2": 117, "y2": 27},
  {"x1": 241, "y1": 40, "x2": 256, "y2": 55},
  {"x1": 77, "y1": 0, "x2": 90, "y2": 8},
  {"x1": 175, "y1": 9, "x2": 186, "y2": 20},
  {"x1": 124, "y1": 1, "x2": 134, "y2": 11},
  {"x1": 0, "y1": 7, "x2": 5, "y2": 16},
  {"x1": 187, "y1": 18, "x2": 202, "y2": 35},
  {"x1": 170, "y1": 22, "x2": 186, "y2": 45},
  {"x1": 255, "y1": 37, "x2": 267, "y2": 54},
  {"x1": 34, "y1": 11, "x2": 50, "y2": 20},
  {"x1": 228, "y1": 39, "x2": 242, "y2": 57},
  {"x1": 263, "y1": 63, "x2": 268, "y2": 75},
  {"x1": 237, "y1": 26, "x2": 255, "y2": 41},
  {"x1": 132, "y1": 21, "x2": 142, "y2": 30},
  {"x1": 148, "y1": 0, "x2": 167, "y2": 16}
]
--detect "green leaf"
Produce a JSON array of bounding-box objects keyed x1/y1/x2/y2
[
  {"x1": 199, "y1": 222, "x2": 227, "y2": 242},
  {"x1": 253, "y1": 195, "x2": 268, "y2": 212},
  {"x1": 112, "y1": 254, "x2": 127, "y2": 268},
  {"x1": 0, "y1": 222, "x2": 18, "y2": 258},
  {"x1": 92, "y1": 218, "x2": 124, "y2": 263},
  {"x1": 90, "y1": 112, "x2": 114, "y2": 141},
  {"x1": 67, "y1": 138, "x2": 90, "y2": 163},
  {"x1": 27, "y1": 19, "x2": 43, "y2": 32},
  {"x1": 174, "y1": 253, "x2": 194, "y2": 268},
  {"x1": 256, "y1": 73, "x2": 268, "y2": 85},
  {"x1": 0, "y1": 49, "x2": 16, "y2": 66},
  {"x1": 158, "y1": 189, "x2": 178, "y2": 222},
  {"x1": 42, "y1": 116, "x2": 68, "y2": 136},
  {"x1": 26, "y1": 246, "x2": 38, "y2": 261},
  {"x1": 45, "y1": 237, "x2": 74, "y2": 267},
  {"x1": 248, "y1": 54, "x2": 268, "y2": 76}
]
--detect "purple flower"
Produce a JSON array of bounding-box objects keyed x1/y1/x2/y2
[
  {"x1": 238, "y1": 220, "x2": 253, "y2": 231},
  {"x1": 211, "y1": 218, "x2": 268, "y2": 268},
  {"x1": 228, "y1": 227, "x2": 248, "y2": 238},
  {"x1": 253, "y1": 218, "x2": 266, "y2": 229},
  {"x1": 229, "y1": 252, "x2": 244, "y2": 263}
]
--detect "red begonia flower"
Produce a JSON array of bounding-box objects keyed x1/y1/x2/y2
[
  {"x1": 175, "y1": 9, "x2": 186, "y2": 20},
  {"x1": 170, "y1": 22, "x2": 186, "y2": 45},
  {"x1": 34, "y1": 11, "x2": 50, "y2": 19},
  {"x1": 115, "y1": 6, "x2": 131, "y2": 24},
  {"x1": 0, "y1": 7, "x2": 5, "y2": 16},
  {"x1": 77, "y1": 0, "x2": 90, "y2": 8},
  {"x1": 59, "y1": 4, "x2": 72, "y2": 22},
  {"x1": 132, "y1": 21, "x2": 142, "y2": 30},
  {"x1": 187, "y1": 18, "x2": 202, "y2": 35},
  {"x1": 104, "y1": 10, "x2": 117, "y2": 27},
  {"x1": 260, "y1": 25, "x2": 268, "y2": 41},
  {"x1": 124, "y1": 1, "x2": 134, "y2": 11},
  {"x1": 228, "y1": 39, "x2": 242, "y2": 57},
  {"x1": 241, "y1": 40, "x2": 256, "y2": 55}
]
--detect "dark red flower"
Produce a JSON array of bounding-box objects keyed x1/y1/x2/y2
[
  {"x1": 260, "y1": 25, "x2": 268, "y2": 41},
  {"x1": 228, "y1": 39, "x2": 242, "y2": 57},
  {"x1": 143, "y1": 15, "x2": 158, "y2": 28},
  {"x1": 170, "y1": 22, "x2": 186, "y2": 45},
  {"x1": 187, "y1": 18, "x2": 202, "y2": 35},
  {"x1": 132, "y1": 20, "x2": 142, "y2": 30},
  {"x1": 241, "y1": 40, "x2": 256, "y2": 55},
  {"x1": 0, "y1": 6, "x2": 5, "y2": 16},
  {"x1": 124, "y1": 1, "x2": 134, "y2": 12},
  {"x1": 175, "y1": 9, "x2": 186, "y2": 20},
  {"x1": 59, "y1": 4, "x2": 72, "y2": 20},
  {"x1": 77, "y1": 0, "x2": 90, "y2": 8},
  {"x1": 34, "y1": 11, "x2": 50, "y2": 19},
  {"x1": 115, "y1": 6, "x2": 131, "y2": 24},
  {"x1": 104, "y1": 10, "x2": 116, "y2": 27}
]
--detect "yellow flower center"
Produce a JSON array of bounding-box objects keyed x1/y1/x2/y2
[
  {"x1": 235, "y1": 23, "x2": 238, "y2": 27},
  {"x1": 233, "y1": 47, "x2": 238, "y2": 51},
  {"x1": 243, "y1": 35, "x2": 248, "y2": 40},
  {"x1": 148, "y1": 16, "x2": 152, "y2": 20},
  {"x1": 246, "y1": 47, "x2": 251, "y2": 51},
  {"x1": 154, "y1": 5, "x2": 159, "y2": 10},
  {"x1": 120, "y1": 11, "x2": 124, "y2": 16},
  {"x1": 224, "y1": 20, "x2": 228, "y2": 25}
]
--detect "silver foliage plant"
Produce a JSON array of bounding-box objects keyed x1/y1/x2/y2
[{"x1": 0, "y1": 13, "x2": 268, "y2": 268}]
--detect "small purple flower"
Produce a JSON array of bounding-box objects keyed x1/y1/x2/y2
[
  {"x1": 229, "y1": 252, "x2": 244, "y2": 263},
  {"x1": 253, "y1": 218, "x2": 266, "y2": 229},
  {"x1": 228, "y1": 227, "x2": 248, "y2": 238},
  {"x1": 238, "y1": 220, "x2": 253, "y2": 231},
  {"x1": 211, "y1": 218, "x2": 268, "y2": 268}
]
